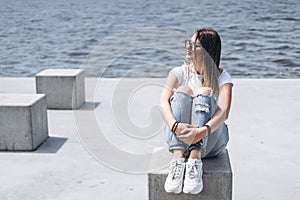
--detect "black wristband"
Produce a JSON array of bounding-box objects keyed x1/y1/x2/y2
[{"x1": 204, "y1": 124, "x2": 211, "y2": 136}]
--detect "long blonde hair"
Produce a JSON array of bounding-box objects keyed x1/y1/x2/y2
[{"x1": 195, "y1": 28, "x2": 222, "y2": 97}]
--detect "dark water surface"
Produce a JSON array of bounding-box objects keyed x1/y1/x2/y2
[{"x1": 0, "y1": 0, "x2": 299, "y2": 78}]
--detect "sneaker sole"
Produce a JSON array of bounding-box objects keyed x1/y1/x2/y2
[
  {"x1": 183, "y1": 180, "x2": 203, "y2": 194},
  {"x1": 164, "y1": 184, "x2": 183, "y2": 194}
]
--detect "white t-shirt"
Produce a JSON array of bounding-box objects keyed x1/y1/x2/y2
[{"x1": 171, "y1": 64, "x2": 233, "y2": 93}]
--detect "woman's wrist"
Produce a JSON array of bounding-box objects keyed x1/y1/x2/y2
[
  {"x1": 168, "y1": 119, "x2": 177, "y2": 130},
  {"x1": 196, "y1": 126, "x2": 210, "y2": 139},
  {"x1": 171, "y1": 121, "x2": 179, "y2": 132},
  {"x1": 203, "y1": 124, "x2": 211, "y2": 137}
]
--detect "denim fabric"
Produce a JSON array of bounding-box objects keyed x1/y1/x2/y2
[{"x1": 166, "y1": 91, "x2": 229, "y2": 158}]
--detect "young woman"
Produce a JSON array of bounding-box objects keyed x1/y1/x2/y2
[{"x1": 159, "y1": 28, "x2": 233, "y2": 194}]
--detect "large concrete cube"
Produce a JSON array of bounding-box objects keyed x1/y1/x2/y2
[
  {"x1": 148, "y1": 149, "x2": 232, "y2": 200},
  {"x1": 35, "y1": 69, "x2": 85, "y2": 109},
  {"x1": 0, "y1": 94, "x2": 48, "y2": 151}
]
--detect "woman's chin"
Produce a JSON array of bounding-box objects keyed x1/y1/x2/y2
[{"x1": 186, "y1": 54, "x2": 193, "y2": 61}]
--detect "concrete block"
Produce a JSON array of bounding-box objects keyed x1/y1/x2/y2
[
  {"x1": 148, "y1": 149, "x2": 232, "y2": 200},
  {"x1": 35, "y1": 69, "x2": 85, "y2": 109},
  {"x1": 0, "y1": 94, "x2": 48, "y2": 151}
]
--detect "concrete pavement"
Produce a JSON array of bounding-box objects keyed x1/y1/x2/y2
[{"x1": 0, "y1": 78, "x2": 300, "y2": 200}]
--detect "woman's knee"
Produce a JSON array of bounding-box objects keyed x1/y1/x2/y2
[
  {"x1": 177, "y1": 85, "x2": 193, "y2": 96},
  {"x1": 195, "y1": 87, "x2": 212, "y2": 96}
]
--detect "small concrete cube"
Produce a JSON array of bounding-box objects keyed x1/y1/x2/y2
[
  {"x1": 0, "y1": 94, "x2": 48, "y2": 151},
  {"x1": 148, "y1": 149, "x2": 232, "y2": 200},
  {"x1": 35, "y1": 69, "x2": 85, "y2": 109}
]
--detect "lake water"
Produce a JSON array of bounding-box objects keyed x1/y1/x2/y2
[{"x1": 0, "y1": 0, "x2": 299, "y2": 78}]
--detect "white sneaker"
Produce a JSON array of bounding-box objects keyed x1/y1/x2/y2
[
  {"x1": 164, "y1": 158, "x2": 186, "y2": 194},
  {"x1": 183, "y1": 158, "x2": 203, "y2": 194}
]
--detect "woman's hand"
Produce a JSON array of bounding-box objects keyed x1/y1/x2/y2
[
  {"x1": 174, "y1": 123, "x2": 198, "y2": 136},
  {"x1": 178, "y1": 127, "x2": 208, "y2": 145}
]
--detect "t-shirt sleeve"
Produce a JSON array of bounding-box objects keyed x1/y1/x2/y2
[
  {"x1": 218, "y1": 70, "x2": 233, "y2": 87},
  {"x1": 170, "y1": 66, "x2": 184, "y2": 87}
]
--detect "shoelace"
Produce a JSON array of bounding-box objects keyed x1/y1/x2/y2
[
  {"x1": 187, "y1": 161, "x2": 198, "y2": 180},
  {"x1": 170, "y1": 162, "x2": 183, "y2": 180}
]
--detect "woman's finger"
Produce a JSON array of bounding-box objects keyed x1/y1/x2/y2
[{"x1": 187, "y1": 124, "x2": 198, "y2": 128}]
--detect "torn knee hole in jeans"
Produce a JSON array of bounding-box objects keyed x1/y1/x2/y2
[{"x1": 195, "y1": 102, "x2": 210, "y2": 113}]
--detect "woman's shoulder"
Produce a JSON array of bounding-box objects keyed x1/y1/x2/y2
[
  {"x1": 170, "y1": 64, "x2": 188, "y2": 76},
  {"x1": 220, "y1": 68, "x2": 231, "y2": 77},
  {"x1": 218, "y1": 68, "x2": 233, "y2": 87},
  {"x1": 172, "y1": 64, "x2": 188, "y2": 72},
  {"x1": 169, "y1": 64, "x2": 189, "y2": 87}
]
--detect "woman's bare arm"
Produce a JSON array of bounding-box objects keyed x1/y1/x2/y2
[
  {"x1": 206, "y1": 83, "x2": 233, "y2": 132},
  {"x1": 159, "y1": 71, "x2": 178, "y2": 129}
]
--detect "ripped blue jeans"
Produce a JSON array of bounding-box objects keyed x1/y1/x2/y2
[{"x1": 166, "y1": 91, "x2": 229, "y2": 158}]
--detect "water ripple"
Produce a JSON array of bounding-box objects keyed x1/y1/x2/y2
[{"x1": 0, "y1": 0, "x2": 299, "y2": 78}]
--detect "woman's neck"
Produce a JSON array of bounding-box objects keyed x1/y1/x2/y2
[{"x1": 191, "y1": 62, "x2": 203, "y2": 75}]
